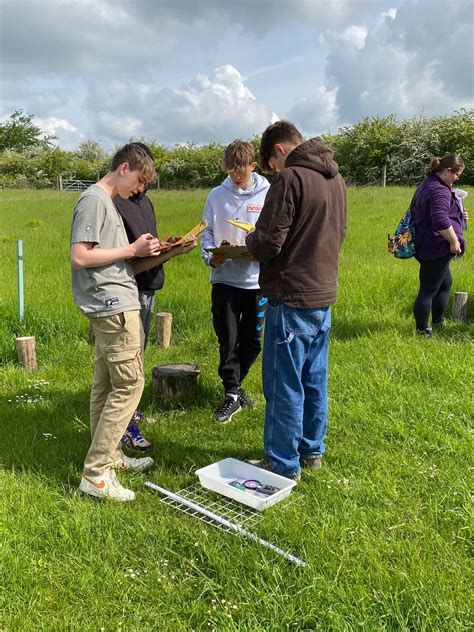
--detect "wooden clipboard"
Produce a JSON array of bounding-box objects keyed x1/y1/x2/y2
[
  {"x1": 160, "y1": 220, "x2": 207, "y2": 251},
  {"x1": 204, "y1": 245, "x2": 248, "y2": 259}
]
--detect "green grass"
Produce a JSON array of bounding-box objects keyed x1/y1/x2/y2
[{"x1": 0, "y1": 187, "x2": 473, "y2": 631}]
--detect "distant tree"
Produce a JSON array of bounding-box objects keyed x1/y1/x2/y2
[
  {"x1": 387, "y1": 110, "x2": 473, "y2": 185},
  {"x1": 0, "y1": 109, "x2": 55, "y2": 152},
  {"x1": 77, "y1": 139, "x2": 107, "y2": 163},
  {"x1": 75, "y1": 140, "x2": 110, "y2": 178},
  {"x1": 160, "y1": 142, "x2": 224, "y2": 188},
  {"x1": 324, "y1": 115, "x2": 400, "y2": 185}
]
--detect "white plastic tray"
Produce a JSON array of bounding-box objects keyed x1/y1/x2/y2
[{"x1": 195, "y1": 458, "x2": 296, "y2": 511}]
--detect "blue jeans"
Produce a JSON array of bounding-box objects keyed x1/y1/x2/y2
[{"x1": 262, "y1": 300, "x2": 331, "y2": 477}]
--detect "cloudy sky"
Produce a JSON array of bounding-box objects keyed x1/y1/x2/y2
[{"x1": 1, "y1": 0, "x2": 473, "y2": 150}]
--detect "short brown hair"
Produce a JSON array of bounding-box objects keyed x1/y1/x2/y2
[
  {"x1": 221, "y1": 140, "x2": 255, "y2": 171},
  {"x1": 427, "y1": 153, "x2": 464, "y2": 176},
  {"x1": 110, "y1": 143, "x2": 156, "y2": 181},
  {"x1": 259, "y1": 120, "x2": 305, "y2": 171}
]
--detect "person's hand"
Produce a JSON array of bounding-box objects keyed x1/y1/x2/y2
[
  {"x1": 170, "y1": 236, "x2": 197, "y2": 257},
  {"x1": 131, "y1": 233, "x2": 161, "y2": 257},
  {"x1": 210, "y1": 253, "x2": 226, "y2": 267},
  {"x1": 450, "y1": 239, "x2": 462, "y2": 255},
  {"x1": 463, "y1": 208, "x2": 469, "y2": 222}
]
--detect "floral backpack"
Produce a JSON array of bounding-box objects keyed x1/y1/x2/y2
[{"x1": 388, "y1": 206, "x2": 416, "y2": 259}]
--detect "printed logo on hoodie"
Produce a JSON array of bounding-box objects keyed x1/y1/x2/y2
[{"x1": 247, "y1": 204, "x2": 263, "y2": 213}]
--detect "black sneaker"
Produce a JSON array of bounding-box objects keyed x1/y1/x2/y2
[
  {"x1": 214, "y1": 395, "x2": 241, "y2": 423},
  {"x1": 238, "y1": 387, "x2": 254, "y2": 408},
  {"x1": 416, "y1": 327, "x2": 432, "y2": 338}
]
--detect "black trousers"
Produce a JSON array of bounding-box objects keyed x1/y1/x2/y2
[
  {"x1": 211, "y1": 283, "x2": 267, "y2": 394},
  {"x1": 413, "y1": 255, "x2": 453, "y2": 329}
]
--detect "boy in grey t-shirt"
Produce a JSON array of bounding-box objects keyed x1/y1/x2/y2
[{"x1": 71, "y1": 143, "x2": 195, "y2": 501}]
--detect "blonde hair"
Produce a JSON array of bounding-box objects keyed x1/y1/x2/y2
[{"x1": 221, "y1": 140, "x2": 255, "y2": 171}]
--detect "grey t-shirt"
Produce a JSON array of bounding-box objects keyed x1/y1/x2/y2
[{"x1": 70, "y1": 184, "x2": 140, "y2": 318}]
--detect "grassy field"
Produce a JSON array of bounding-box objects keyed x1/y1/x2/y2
[{"x1": 0, "y1": 187, "x2": 472, "y2": 631}]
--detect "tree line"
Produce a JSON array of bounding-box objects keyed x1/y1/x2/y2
[{"x1": 1, "y1": 108, "x2": 472, "y2": 188}]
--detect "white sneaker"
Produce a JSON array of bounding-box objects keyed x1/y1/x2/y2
[
  {"x1": 79, "y1": 469, "x2": 136, "y2": 502},
  {"x1": 114, "y1": 454, "x2": 154, "y2": 473}
]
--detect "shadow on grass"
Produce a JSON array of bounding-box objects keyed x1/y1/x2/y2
[{"x1": 0, "y1": 380, "x2": 239, "y2": 487}]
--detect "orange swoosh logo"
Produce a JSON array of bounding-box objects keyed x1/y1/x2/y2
[{"x1": 83, "y1": 476, "x2": 106, "y2": 489}]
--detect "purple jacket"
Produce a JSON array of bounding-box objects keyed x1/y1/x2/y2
[{"x1": 411, "y1": 173, "x2": 465, "y2": 261}]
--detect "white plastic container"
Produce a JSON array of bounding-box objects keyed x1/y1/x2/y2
[{"x1": 195, "y1": 458, "x2": 296, "y2": 511}]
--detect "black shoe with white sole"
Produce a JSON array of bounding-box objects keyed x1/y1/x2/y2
[{"x1": 214, "y1": 395, "x2": 241, "y2": 422}]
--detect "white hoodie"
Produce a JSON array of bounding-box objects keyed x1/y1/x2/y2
[{"x1": 201, "y1": 172, "x2": 270, "y2": 289}]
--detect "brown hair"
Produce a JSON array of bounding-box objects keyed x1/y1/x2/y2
[
  {"x1": 427, "y1": 153, "x2": 464, "y2": 176},
  {"x1": 221, "y1": 140, "x2": 255, "y2": 171},
  {"x1": 259, "y1": 120, "x2": 305, "y2": 171},
  {"x1": 110, "y1": 143, "x2": 156, "y2": 181}
]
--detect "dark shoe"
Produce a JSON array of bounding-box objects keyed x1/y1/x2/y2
[
  {"x1": 121, "y1": 414, "x2": 152, "y2": 452},
  {"x1": 432, "y1": 319, "x2": 445, "y2": 331},
  {"x1": 214, "y1": 395, "x2": 241, "y2": 423},
  {"x1": 300, "y1": 456, "x2": 322, "y2": 470},
  {"x1": 247, "y1": 458, "x2": 301, "y2": 482},
  {"x1": 416, "y1": 327, "x2": 432, "y2": 338},
  {"x1": 238, "y1": 387, "x2": 254, "y2": 408}
]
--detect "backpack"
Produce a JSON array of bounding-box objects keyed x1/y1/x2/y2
[{"x1": 388, "y1": 207, "x2": 416, "y2": 259}]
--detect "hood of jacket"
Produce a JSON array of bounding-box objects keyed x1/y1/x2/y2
[
  {"x1": 285, "y1": 137, "x2": 339, "y2": 179},
  {"x1": 221, "y1": 172, "x2": 270, "y2": 196}
]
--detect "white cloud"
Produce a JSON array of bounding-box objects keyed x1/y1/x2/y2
[
  {"x1": 288, "y1": 87, "x2": 339, "y2": 136},
  {"x1": 35, "y1": 117, "x2": 77, "y2": 137},
  {"x1": 316, "y1": 0, "x2": 473, "y2": 126},
  {"x1": 340, "y1": 25, "x2": 368, "y2": 50},
  {"x1": 89, "y1": 65, "x2": 277, "y2": 146}
]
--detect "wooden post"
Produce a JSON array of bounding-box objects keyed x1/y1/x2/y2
[
  {"x1": 152, "y1": 364, "x2": 200, "y2": 401},
  {"x1": 16, "y1": 336, "x2": 37, "y2": 372},
  {"x1": 155, "y1": 312, "x2": 172, "y2": 348},
  {"x1": 382, "y1": 165, "x2": 387, "y2": 188},
  {"x1": 452, "y1": 292, "x2": 468, "y2": 321}
]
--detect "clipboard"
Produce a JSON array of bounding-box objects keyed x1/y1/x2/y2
[
  {"x1": 204, "y1": 245, "x2": 248, "y2": 259},
  {"x1": 160, "y1": 220, "x2": 207, "y2": 251}
]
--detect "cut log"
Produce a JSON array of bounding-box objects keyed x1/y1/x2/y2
[
  {"x1": 152, "y1": 363, "x2": 200, "y2": 401},
  {"x1": 155, "y1": 312, "x2": 172, "y2": 348},
  {"x1": 452, "y1": 292, "x2": 468, "y2": 321},
  {"x1": 16, "y1": 336, "x2": 37, "y2": 372}
]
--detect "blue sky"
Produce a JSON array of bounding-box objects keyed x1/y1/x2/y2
[{"x1": 1, "y1": 0, "x2": 473, "y2": 150}]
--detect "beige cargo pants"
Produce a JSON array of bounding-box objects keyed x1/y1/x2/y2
[{"x1": 83, "y1": 310, "x2": 144, "y2": 477}]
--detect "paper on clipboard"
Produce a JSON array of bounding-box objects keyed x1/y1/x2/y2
[
  {"x1": 160, "y1": 220, "x2": 207, "y2": 251},
  {"x1": 225, "y1": 219, "x2": 255, "y2": 232}
]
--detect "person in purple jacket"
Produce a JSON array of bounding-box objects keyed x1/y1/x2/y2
[{"x1": 411, "y1": 154, "x2": 468, "y2": 337}]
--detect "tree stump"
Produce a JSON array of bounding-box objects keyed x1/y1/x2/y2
[
  {"x1": 155, "y1": 312, "x2": 172, "y2": 348},
  {"x1": 152, "y1": 363, "x2": 200, "y2": 401},
  {"x1": 16, "y1": 336, "x2": 37, "y2": 372},
  {"x1": 452, "y1": 292, "x2": 468, "y2": 321}
]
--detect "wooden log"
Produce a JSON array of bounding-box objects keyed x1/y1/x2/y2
[
  {"x1": 155, "y1": 312, "x2": 172, "y2": 348},
  {"x1": 152, "y1": 363, "x2": 200, "y2": 401},
  {"x1": 16, "y1": 336, "x2": 37, "y2": 372},
  {"x1": 452, "y1": 292, "x2": 468, "y2": 321}
]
